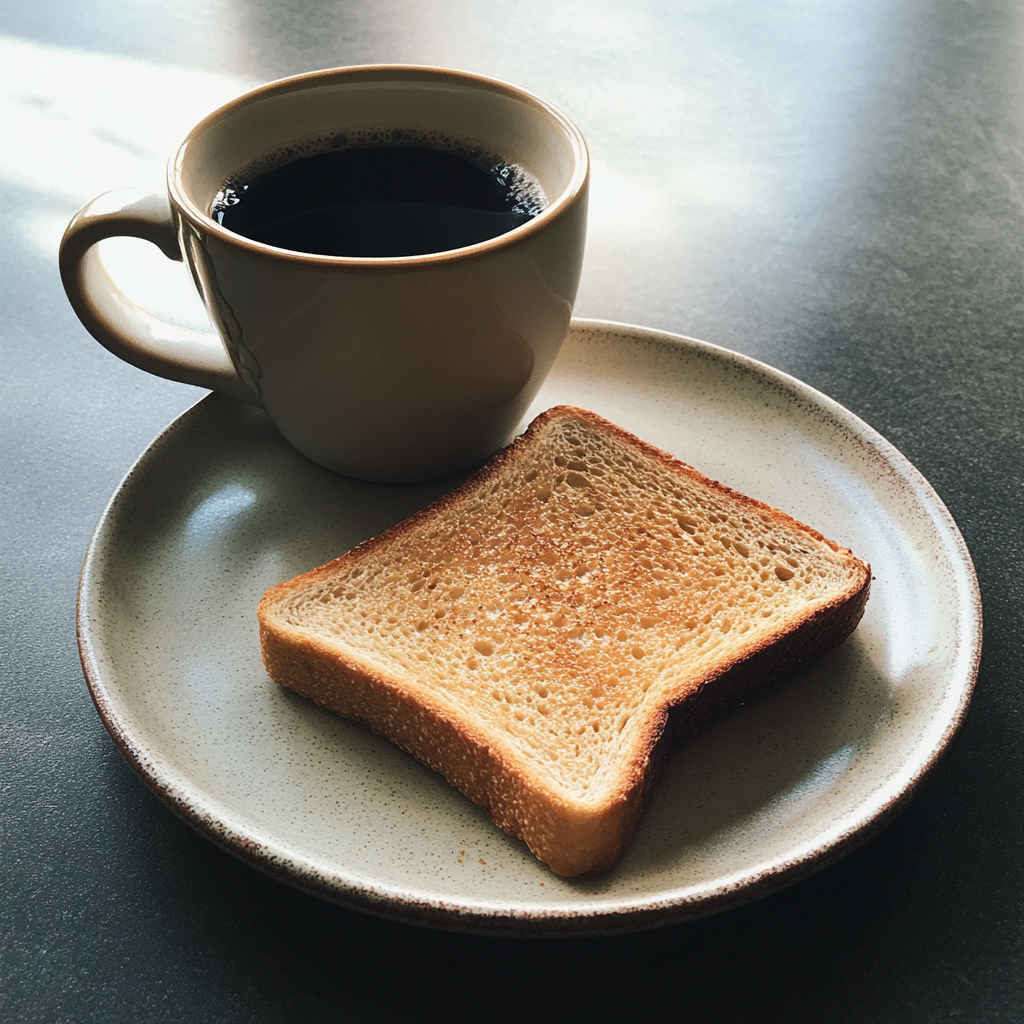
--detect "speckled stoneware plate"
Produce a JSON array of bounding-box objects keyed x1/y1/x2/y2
[{"x1": 78, "y1": 319, "x2": 981, "y2": 936}]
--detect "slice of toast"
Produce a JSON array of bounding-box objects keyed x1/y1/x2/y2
[{"x1": 258, "y1": 406, "x2": 870, "y2": 875}]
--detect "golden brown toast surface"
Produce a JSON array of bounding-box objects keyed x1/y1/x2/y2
[{"x1": 259, "y1": 407, "x2": 870, "y2": 874}]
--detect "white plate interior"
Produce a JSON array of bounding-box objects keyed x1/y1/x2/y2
[{"x1": 79, "y1": 320, "x2": 979, "y2": 932}]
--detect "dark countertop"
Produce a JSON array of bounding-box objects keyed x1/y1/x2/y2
[{"x1": 2, "y1": 1, "x2": 1021, "y2": 1020}]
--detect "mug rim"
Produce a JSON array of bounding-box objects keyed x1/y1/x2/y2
[{"x1": 168, "y1": 64, "x2": 589, "y2": 269}]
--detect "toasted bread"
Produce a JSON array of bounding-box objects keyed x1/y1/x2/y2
[{"x1": 258, "y1": 406, "x2": 870, "y2": 875}]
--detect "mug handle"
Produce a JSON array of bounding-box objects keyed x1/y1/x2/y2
[{"x1": 59, "y1": 188, "x2": 257, "y2": 405}]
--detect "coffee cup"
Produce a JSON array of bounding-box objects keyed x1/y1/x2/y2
[{"x1": 59, "y1": 65, "x2": 589, "y2": 483}]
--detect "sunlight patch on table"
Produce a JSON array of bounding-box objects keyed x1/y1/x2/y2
[
  {"x1": 0, "y1": 34, "x2": 254, "y2": 206},
  {"x1": 0, "y1": 34, "x2": 251, "y2": 323}
]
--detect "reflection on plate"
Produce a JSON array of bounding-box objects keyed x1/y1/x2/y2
[{"x1": 77, "y1": 319, "x2": 980, "y2": 935}]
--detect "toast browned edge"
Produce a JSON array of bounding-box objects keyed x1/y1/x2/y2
[{"x1": 258, "y1": 406, "x2": 871, "y2": 876}]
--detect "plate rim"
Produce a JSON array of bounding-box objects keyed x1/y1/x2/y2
[{"x1": 77, "y1": 317, "x2": 982, "y2": 936}]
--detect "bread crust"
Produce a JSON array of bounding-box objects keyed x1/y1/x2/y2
[{"x1": 258, "y1": 406, "x2": 870, "y2": 876}]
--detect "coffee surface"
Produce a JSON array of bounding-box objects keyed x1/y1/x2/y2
[{"x1": 213, "y1": 146, "x2": 544, "y2": 257}]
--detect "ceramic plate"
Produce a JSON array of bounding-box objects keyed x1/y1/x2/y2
[{"x1": 78, "y1": 320, "x2": 980, "y2": 935}]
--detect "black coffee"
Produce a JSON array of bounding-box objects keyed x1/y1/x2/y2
[{"x1": 213, "y1": 145, "x2": 544, "y2": 257}]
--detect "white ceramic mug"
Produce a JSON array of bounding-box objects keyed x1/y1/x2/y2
[{"x1": 60, "y1": 65, "x2": 589, "y2": 483}]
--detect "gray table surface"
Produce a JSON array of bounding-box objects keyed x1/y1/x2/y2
[{"x1": 3, "y1": 1, "x2": 1022, "y2": 1021}]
